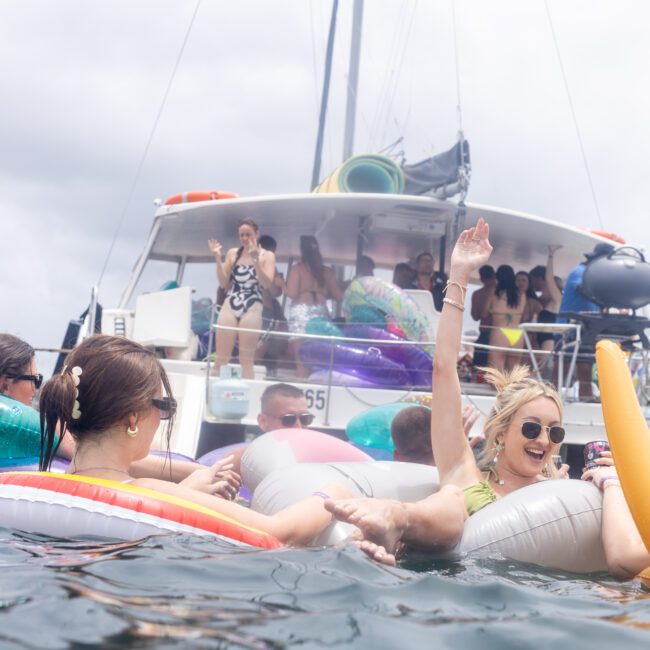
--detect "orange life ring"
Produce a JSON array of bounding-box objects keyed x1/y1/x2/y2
[
  {"x1": 585, "y1": 229, "x2": 626, "y2": 244},
  {"x1": 164, "y1": 191, "x2": 238, "y2": 205}
]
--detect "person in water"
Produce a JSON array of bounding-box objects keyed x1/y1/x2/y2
[
  {"x1": 582, "y1": 451, "x2": 650, "y2": 580},
  {"x1": 0, "y1": 333, "x2": 240, "y2": 494},
  {"x1": 38, "y1": 334, "x2": 389, "y2": 552},
  {"x1": 209, "y1": 218, "x2": 277, "y2": 379},
  {"x1": 326, "y1": 218, "x2": 566, "y2": 559}
]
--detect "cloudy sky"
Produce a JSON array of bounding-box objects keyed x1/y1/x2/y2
[{"x1": 1, "y1": 0, "x2": 648, "y2": 375}]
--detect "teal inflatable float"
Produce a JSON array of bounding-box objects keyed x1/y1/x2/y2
[{"x1": 0, "y1": 394, "x2": 41, "y2": 466}]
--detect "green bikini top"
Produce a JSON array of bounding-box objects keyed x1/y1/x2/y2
[{"x1": 463, "y1": 467, "x2": 501, "y2": 516}]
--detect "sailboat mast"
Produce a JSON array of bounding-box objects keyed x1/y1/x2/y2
[
  {"x1": 343, "y1": 0, "x2": 363, "y2": 161},
  {"x1": 310, "y1": 0, "x2": 339, "y2": 190}
]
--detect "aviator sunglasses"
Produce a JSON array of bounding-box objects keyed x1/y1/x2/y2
[
  {"x1": 521, "y1": 421, "x2": 565, "y2": 444},
  {"x1": 11, "y1": 373, "x2": 43, "y2": 389},
  {"x1": 151, "y1": 397, "x2": 177, "y2": 420},
  {"x1": 266, "y1": 412, "x2": 315, "y2": 427}
]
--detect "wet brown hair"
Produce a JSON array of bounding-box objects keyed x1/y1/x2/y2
[
  {"x1": 391, "y1": 405, "x2": 433, "y2": 464},
  {"x1": 39, "y1": 334, "x2": 174, "y2": 470}
]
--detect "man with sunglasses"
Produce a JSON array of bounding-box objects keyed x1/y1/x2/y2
[{"x1": 257, "y1": 383, "x2": 315, "y2": 432}]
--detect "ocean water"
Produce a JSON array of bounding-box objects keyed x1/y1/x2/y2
[{"x1": 0, "y1": 530, "x2": 649, "y2": 649}]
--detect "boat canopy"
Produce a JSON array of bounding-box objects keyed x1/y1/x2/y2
[{"x1": 143, "y1": 193, "x2": 612, "y2": 278}]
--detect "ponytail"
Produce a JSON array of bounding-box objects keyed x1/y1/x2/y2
[{"x1": 39, "y1": 372, "x2": 76, "y2": 470}]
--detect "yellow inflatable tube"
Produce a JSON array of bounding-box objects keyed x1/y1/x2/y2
[{"x1": 595, "y1": 339, "x2": 650, "y2": 553}]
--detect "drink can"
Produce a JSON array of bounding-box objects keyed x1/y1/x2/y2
[{"x1": 583, "y1": 440, "x2": 610, "y2": 470}]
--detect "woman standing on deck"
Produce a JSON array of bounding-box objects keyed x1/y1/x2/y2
[
  {"x1": 486, "y1": 265, "x2": 528, "y2": 371},
  {"x1": 209, "y1": 219, "x2": 277, "y2": 379},
  {"x1": 285, "y1": 235, "x2": 343, "y2": 376}
]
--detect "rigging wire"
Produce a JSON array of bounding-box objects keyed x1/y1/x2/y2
[
  {"x1": 96, "y1": 0, "x2": 202, "y2": 288},
  {"x1": 309, "y1": 0, "x2": 323, "y2": 111},
  {"x1": 544, "y1": 0, "x2": 604, "y2": 230},
  {"x1": 378, "y1": 1, "x2": 418, "y2": 151},
  {"x1": 450, "y1": 0, "x2": 464, "y2": 134}
]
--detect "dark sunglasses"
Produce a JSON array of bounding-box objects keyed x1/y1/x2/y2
[
  {"x1": 12, "y1": 373, "x2": 43, "y2": 389},
  {"x1": 268, "y1": 412, "x2": 315, "y2": 427},
  {"x1": 152, "y1": 397, "x2": 177, "y2": 420},
  {"x1": 521, "y1": 421, "x2": 565, "y2": 444}
]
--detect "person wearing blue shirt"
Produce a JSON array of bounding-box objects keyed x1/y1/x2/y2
[{"x1": 557, "y1": 242, "x2": 614, "y2": 399}]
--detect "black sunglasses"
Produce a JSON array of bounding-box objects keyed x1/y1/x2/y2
[
  {"x1": 12, "y1": 373, "x2": 43, "y2": 389},
  {"x1": 266, "y1": 412, "x2": 315, "y2": 427},
  {"x1": 152, "y1": 397, "x2": 177, "y2": 420},
  {"x1": 521, "y1": 421, "x2": 565, "y2": 444}
]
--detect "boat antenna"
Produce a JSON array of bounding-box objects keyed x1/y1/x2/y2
[
  {"x1": 95, "y1": 0, "x2": 203, "y2": 289},
  {"x1": 544, "y1": 0, "x2": 604, "y2": 231},
  {"x1": 311, "y1": 0, "x2": 339, "y2": 190}
]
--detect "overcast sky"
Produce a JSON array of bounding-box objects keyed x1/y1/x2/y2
[{"x1": 1, "y1": 0, "x2": 648, "y2": 375}]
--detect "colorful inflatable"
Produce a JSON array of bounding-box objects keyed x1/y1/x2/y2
[
  {"x1": 0, "y1": 395, "x2": 42, "y2": 467},
  {"x1": 299, "y1": 340, "x2": 411, "y2": 387},
  {"x1": 342, "y1": 277, "x2": 431, "y2": 344},
  {"x1": 242, "y1": 429, "x2": 372, "y2": 493},
  {"x1": 343, "y1": 324, "x2": 433, "y2": 387},
  {"x1": 596, "y1": 339, "x2": 650, "y2": 555},
  {"x1": 345, "y1": 402, "x2": 414, "y2": 452},
  {"x1": 0, "y1": 472, "x2": 281, "y2": 548},
  {"x1": 313, "y1": 154, "x2": 404, "y2": 194},
  {"x1": 308, "y1": 369, "x2": 383, "y2": 388}
]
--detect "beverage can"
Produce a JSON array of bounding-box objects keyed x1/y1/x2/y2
[{"x1": 583, "y1": 440, "x2": 610, "y2": 470}]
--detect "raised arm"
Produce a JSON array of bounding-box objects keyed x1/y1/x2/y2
[
  {"x1": 209, "y1": 240, "x2": 235, "y2": 289},
  {"x1": 545, "y1": 246, "x2": 562, "y2": 311},
  {"x1": 431, "y1": 218, "x2": 493, "y2": 488}
]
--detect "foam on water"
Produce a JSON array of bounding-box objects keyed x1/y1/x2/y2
[{"x1": 0, "y1": 529, "x2": 649, "y2": 649}]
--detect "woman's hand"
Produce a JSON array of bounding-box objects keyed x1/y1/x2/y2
[
  {"x1": 248, "y1": 238, "x2": 261, "y2": 263},
  {"x1": 208, "y1": 239, "x2": 223, "y2": 259},
  {"x1": 179, "y1": 455, "x2": 242, "y2": 499},
  {"x1": 548, "y1": 245, "x2": 562, "y2": 257},
  {"x1": 581, "y1": 451, "x2": 619, "y2": 490},
  {"x1": 449, "y1": 217, "x2": 493, "y2": 282}
]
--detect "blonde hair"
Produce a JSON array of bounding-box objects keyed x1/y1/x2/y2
[{"x1": 477, "y1": 365, "x2": 563, "y2": 478}]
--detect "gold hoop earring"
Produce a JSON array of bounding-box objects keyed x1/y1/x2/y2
[{"x1": 126, "y1": 424, "x2": 139, "y2": 437}]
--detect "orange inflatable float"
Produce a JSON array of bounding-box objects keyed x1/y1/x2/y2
[{"x1": 595, "y1": 339, "x2": 650, "y2": 580}]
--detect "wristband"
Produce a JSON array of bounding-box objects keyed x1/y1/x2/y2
[
  {"x1": 595, "y1": 474, "x2": 619, "y2": 490},
  {"x1": 312, "y1": 491, "x2": 330, "y2": 500}
]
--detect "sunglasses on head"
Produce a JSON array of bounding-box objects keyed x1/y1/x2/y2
[
  {"x1": 521, "y1": 421, "x2": 565, "y2": 444},
  {"x1": 12, "y1": 373, "x2": 43, "y2": 389},
  {"x1": 152, "y1": 396, "x2": 177, "y2": 420},
  {"x1": 271, "y1": 412, "x2": 315, "y2": 427}
]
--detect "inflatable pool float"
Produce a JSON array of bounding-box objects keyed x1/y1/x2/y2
[
  {"x1": 313, "y1": 155, "x2": 404, "y2": 194},
  {"x1": 249, "y1": 460, "x2": 606, "y2": 572},
  {"x1": 596, "y1": 339, "x2": 650, "y2": 567},
  {"x1": 342, "y1": 277, "x2": 431, "y2": 344},
  {"x1": 0, "y1": 395, "x2": 43, "y2": 467},
  {"x1": 345, "y1": 403, "x2": 414, "y2": 452},
  {"x1": 343, "y1": 324, "x2": 433, "y2": 387},
  {"x1": 299, "y1": 339, "x2": 411, "y2": 387},
  {"x1": 242, "y1": 429, "x2": 372, "y2": 493},
  {"x1": 0, "y1": 472, "x2": 281, "y2": 548}
]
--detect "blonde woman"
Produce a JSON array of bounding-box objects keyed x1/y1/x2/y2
[{"x1": 325, "y1": 219, "x2": 567, "y2": 559}]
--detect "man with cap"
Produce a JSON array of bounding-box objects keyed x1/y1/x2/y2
[{"x1": 557, "y1": 242, "x2": 615, "y2": 400}]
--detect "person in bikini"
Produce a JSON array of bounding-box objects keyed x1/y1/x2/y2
[
  {"x1": 485, "y1": 264, "x2": 527, "y2": 371},
  {"x1": 208, "y1": 218, "x2": 277, "y2": 379},
  {"x1": 326, "y1": 219, "x2": 568, "y2": 563},
  {"x1": 285, "y1": 235, "x2": 343, "y2": 376}
]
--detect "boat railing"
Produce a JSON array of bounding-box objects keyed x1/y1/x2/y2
[{"x1": 206, "y1": 320, "x2": 650, "y2": 407}]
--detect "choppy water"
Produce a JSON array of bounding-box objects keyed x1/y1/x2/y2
[{"x1": 1, "y1": 530, "x2": 649, "y2": 649}]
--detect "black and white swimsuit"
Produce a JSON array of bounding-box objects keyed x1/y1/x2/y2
[{"x1": 227, "y1": 264, "x2": 263, "y2": 320}]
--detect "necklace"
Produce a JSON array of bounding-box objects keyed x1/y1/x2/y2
[{"x1": 70, "y1": 466, "x2": 131, "y2": 477}]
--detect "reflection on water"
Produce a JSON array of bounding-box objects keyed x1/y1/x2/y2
[{"x1": 0, "y1": 528, "x2": 649, "y2": 648}]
